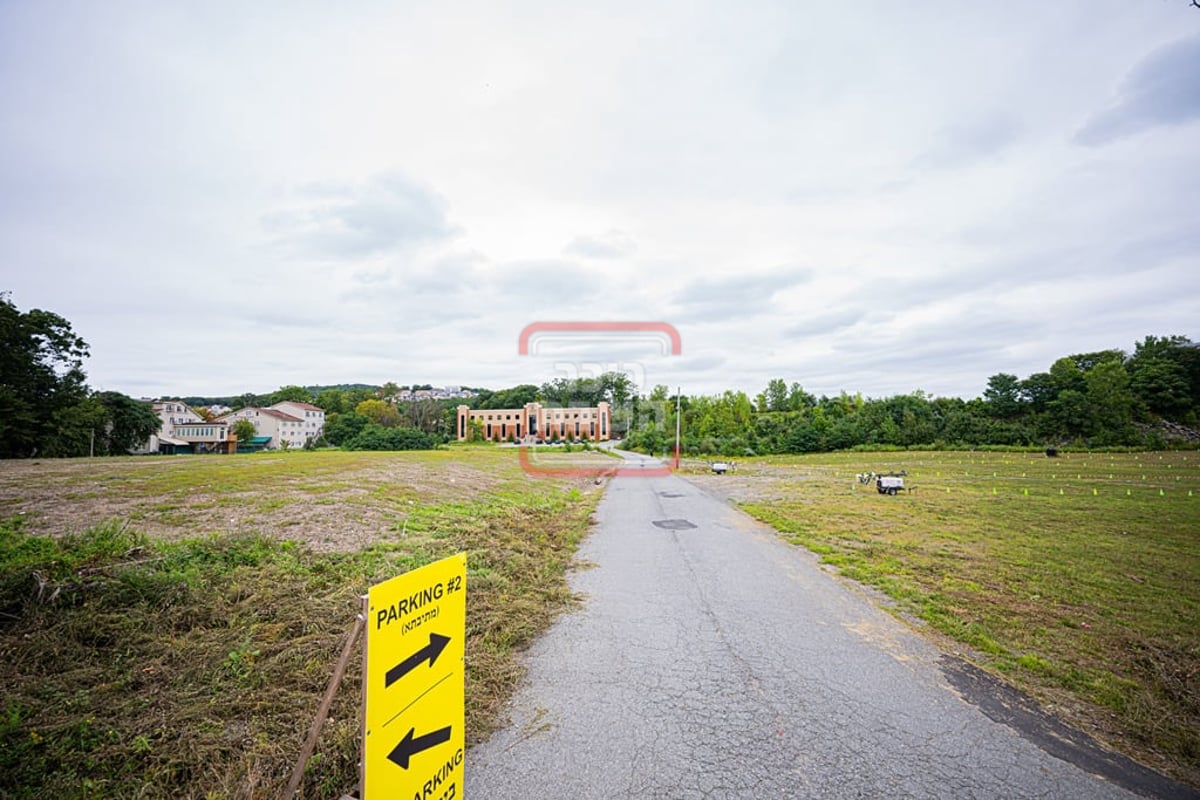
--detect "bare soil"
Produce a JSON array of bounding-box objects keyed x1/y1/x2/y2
[{"x1": 0, "y1": 454, "x2": 507, "y2": 552}]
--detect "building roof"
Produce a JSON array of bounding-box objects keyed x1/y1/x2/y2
[
  {"x1": 258, "y1": 408, "x2": 303, "y2": 421},
  {"x1": 273, "y1": 401, "x2": 324, "y2": 412},
  {"x1": 220, "y1": 407, "x2": 304, "y2": 422}
]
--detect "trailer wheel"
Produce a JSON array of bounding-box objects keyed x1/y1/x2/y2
[{"x1": 887, "y1": 487, "x2": 898, "y2": 496}]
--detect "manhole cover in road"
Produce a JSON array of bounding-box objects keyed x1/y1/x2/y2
[
  {"x1": 657, "y1": 492, "x2": 685, "y2": 498},
  {"x1": 652, "y1": 519, "x2": 697, "y2": 530}
]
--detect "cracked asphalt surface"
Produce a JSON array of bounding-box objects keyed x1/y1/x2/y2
[{"x1": 466, "y1": 453, "x2": 1191, "y2": 799}]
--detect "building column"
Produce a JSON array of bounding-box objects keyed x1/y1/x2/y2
[{"x1": 456, "y1": 405, "x2": 469, "y2": 441}]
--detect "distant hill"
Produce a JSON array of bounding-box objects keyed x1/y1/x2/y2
[{"x1": 305, "y1": 383, "x2": 381, "y2": 394}]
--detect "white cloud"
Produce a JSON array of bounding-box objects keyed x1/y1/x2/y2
[{"x1": 0, "y1": 0, "x2": 1196, "y2": 400}]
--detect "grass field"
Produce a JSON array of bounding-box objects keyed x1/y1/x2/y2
[
  {"x1": 3, "y1": 447, "x2": 1197, "y2": 795},
  {"x1": 0, "y1": 446, "x2": 604, "y2": 799},
  {"x1": 684, "y1": 449, "x2": 1200, "y2": 787}
]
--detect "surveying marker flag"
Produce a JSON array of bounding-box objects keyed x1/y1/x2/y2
[{"x1": 363, "y1": 553, "x2": 466, "y2": 800}]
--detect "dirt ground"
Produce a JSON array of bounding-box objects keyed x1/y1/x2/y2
[
  {"x1": 678, "y1": 460, "x2": 816, "y2": 504},
  {"x1": 0, "y1": 453, "x2": 518, "y2": 552}
]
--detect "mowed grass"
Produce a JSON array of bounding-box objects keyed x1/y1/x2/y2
[
  {"x1": 0, "y1": 446, "x2": 605, "y2": 799},
  {"x1": 713, "y1": 450, "x2": 1199, "y2": 786}
]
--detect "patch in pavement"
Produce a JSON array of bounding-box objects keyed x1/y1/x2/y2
[
  {"x1": 652, "y1": 518, "x2": 697, "y2": 531},
  {"x1": 940, "y1": 655, "x2": 1198, "y2": 800}
]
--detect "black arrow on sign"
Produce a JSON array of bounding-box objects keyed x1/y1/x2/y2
[
  {"x1": 385, "y1": 632, "x2": 452, "y2": 688},
  {"x1": 388, "y1": 725, "x2": 452, "y2": 769}
]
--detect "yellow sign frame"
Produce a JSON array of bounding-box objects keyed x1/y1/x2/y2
[{"x1": 362, "y1": 553, "x2": 466, "y2": 799}]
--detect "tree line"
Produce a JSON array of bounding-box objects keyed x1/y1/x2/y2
[
  {"x1": 623, "y1": 336, "x2": 1200, "y2": 456},
  {"x1": 201, "y1": 333, "x2": 1200, "y2": 455},
  {"x1": 4, "y1": 292, "x2": 1195, "y2": 457}
]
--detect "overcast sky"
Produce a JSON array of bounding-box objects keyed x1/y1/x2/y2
[{"x1": 2, "y1": 2, "x2": 1197, "y2": 403}]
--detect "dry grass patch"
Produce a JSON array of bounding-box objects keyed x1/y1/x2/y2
[
  {"x1": 0, "y1": 449, "x2": 508, "y2": 552},
  {"x1": 0, "y1": 446, "x2": 607, "y2": 799}
]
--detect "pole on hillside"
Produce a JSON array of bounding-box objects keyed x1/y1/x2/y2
[{"x1": 674, "y1": 386, "x2": 681, "y2": 469}]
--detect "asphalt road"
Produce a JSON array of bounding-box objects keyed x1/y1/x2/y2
[{"x1": 466, "y1": 452, "x2": 1192, "y2": 799}]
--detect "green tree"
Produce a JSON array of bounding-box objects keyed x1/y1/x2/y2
[
  {"x1": 482, "y1": 384, "x2": 540, "y2": 409},
  {"x1": 891, "y1": 393, "x2": 937, "y2": 446},
  {"x1": 342, "y1": 424, "x2": 405, "y2": 450},
  {"x1": 983, "y1": 373, "x2": 1023, "y2": 419},
  {"x1": 1130, "y1": 359, "x2": 1192, "y2": 419},
  {"x1": 0, "y1": 293, "x2": 90, "y2": 457},
  {"x1": 324, "y1": 412, "x2": 369, "y2": 446},
  {"x1": 233, "y1": 392, "x2": 264, "y2": 410},
  {"x1": 355, "y1": 399, "x2": 402, "y2": 427},
  {"x1": 600, "y1": 372, "x2": 635, "y2": 407},
  {"x1": 315, "y1": 388, "x2": 350, "y2": 414},
  {"x1": 269, "y1": 385, "x2": 314, "y2": 405},
  {"x1": 1049, "y1": 357, "x2": 1087, "y2": 395},
  {"x1": 1068, "y1": 349, "x2": 1125, "y2": 374},
  {"x1": 1128, "y1": 335, "x2": 1198, "y2": 420},
  {"x1": 787, "y1": 382, "x2": 816, "y2": 411},
  {"x1": 94, "y1": 392, "x2": 161, "y2": 454},
  {"x1": 42, "y1": 395, "x2": 106, "y2": 457},
  {"x1": 402, "y1": 398, "x2": 449, "y2": 436},
  {"x1": 1085, "y1": 361, "x2": 1135, "y2": 444},
  {"x1": 785, "y1": 417, "x2": 821, "y2": 452},
  {"x1": 232, "y1": 418, "x2": 258, "y2": 443},
  {"x1": 1019, "y1": 372, "x2": 1056, "y2": 412},
  {"x1": 537, "y1": 372, "x2": 633, "y2": 409},
  {"x1": 1047, "y1": 388, "x2": 1092, "y2": 440},
  {"x1": 764, "y1": 378, "x2": 788, "y2": 412}
]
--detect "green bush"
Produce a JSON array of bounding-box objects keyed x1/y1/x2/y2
[{"x1": 341, "y1": 424, "x2": 435, "y2": 451}]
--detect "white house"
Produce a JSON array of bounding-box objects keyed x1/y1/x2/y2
[
  {"x1": 155, "y1": 401, "x2": 203, "y2": 428},
  {"x1": 221, "y1": 406, "x2": 308, "y2": 450},
  {"x1": 135, "y1": 401, "x2": 232, "y2": 454},
  {"x1": 269, "y1": 401, "x2": 326, "y2": 442}
]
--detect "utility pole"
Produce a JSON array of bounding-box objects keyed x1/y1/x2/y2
[{"x1": 673, "y1": 386, "x2": 681, "y2": 470}]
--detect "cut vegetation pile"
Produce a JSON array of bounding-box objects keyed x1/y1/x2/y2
[
  {"x1": 0, "y1": 447, "x2": 603, "y2": 799},
  {"x1": 686, "y1": 450, "x2": 1200, "y2": 788}
]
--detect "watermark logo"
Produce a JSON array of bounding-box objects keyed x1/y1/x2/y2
[
  {"x1": 517, "y1": 321, "x2": 681, "y2": 356},
  {"x1": 510, "y1": 321, "x2": 681, "y2": 478}
]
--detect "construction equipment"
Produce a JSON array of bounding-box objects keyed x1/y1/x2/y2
[{"x1": 857, "y1": 470, "x2": 909, "y2": 495}]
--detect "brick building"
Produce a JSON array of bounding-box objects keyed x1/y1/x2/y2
[{"x1": 456, "y1": 402, "x2": 611, "y2": 442}]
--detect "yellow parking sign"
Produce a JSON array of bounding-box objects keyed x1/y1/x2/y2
[{"x1": 363, "y1": 553, "x2": 466, "y2": 799}]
